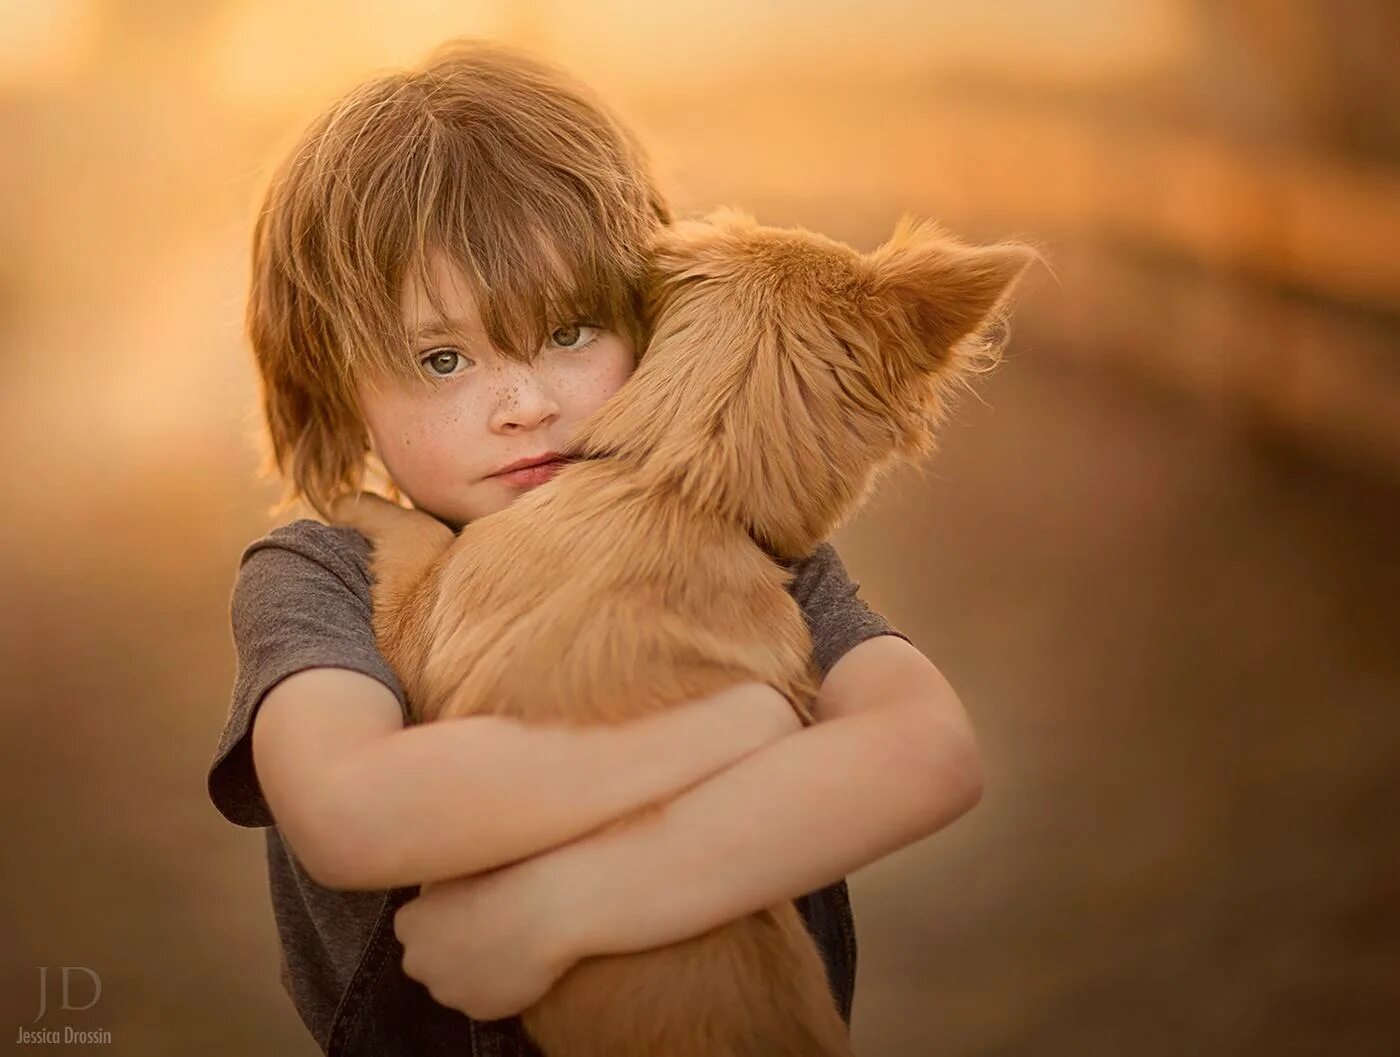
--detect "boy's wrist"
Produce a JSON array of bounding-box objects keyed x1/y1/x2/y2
[{"x1": 522, "y1": 833, "x2": 618, "y2": 967}]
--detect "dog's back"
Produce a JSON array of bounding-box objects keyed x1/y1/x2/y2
[
  {"x1": 350, "y1": 457, "x2": 846, "y2": 1057},
  {"x1": 405, "y1": 457, "x2": 818, "y2": 728}
]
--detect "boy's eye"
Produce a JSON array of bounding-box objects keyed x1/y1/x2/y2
[
  {"x1": 548, "y1": 323, "x2": 600, "y2": 350},
  {"x1": 420, "y1": 348, "x2": 470, "y2": 377}
]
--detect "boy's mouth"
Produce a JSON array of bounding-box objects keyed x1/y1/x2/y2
[{"x1": 489, "y1": 451, "x2": 566, "y2": 488}]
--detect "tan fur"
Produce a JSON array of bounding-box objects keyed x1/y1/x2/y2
[{"x1": 332, "y1": 209, "x2": 1036, "y2": 1057}]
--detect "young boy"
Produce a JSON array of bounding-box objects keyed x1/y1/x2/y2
[{"x1": 207, "y1": 39, "x2": 984, "y2": 1057}]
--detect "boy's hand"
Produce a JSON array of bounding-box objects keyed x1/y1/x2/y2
[{"x1": 394, "y1": 856, "x2": 583, "y2": 1021}]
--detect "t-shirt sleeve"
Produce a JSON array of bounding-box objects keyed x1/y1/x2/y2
[
  {"x1": 788, "y1": 541, "x2": 911, "y2": 682},
  {"x1": 207, "y1": 520, "x2": 409, "y2": 829}
]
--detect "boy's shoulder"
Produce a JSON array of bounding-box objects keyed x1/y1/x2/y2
[
  {"x1": 242, "y1": 517, "x2": 372, "y2": 570},
  {"x1": 781, "y1": 540, "x2": 842, "y2": 599},
  {"x1": 233, "y1": 519, "x2": 380, "y2": 606},
  {"x1": 253, "y1": 516, "x2": 366, "y2": 549}
]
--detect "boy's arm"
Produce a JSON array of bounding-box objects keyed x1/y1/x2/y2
[
  {"x1": 534, "y1": 635, "x2": 982, "y2": 960},
  {"x1": 252, "y1": 668, "x2": 797, "y2": 891}
]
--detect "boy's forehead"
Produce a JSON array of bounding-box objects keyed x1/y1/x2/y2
[{"x1": 401, "y1": 251, "x2": 486, "y2": 336}]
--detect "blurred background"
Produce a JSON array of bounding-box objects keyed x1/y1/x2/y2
[{"x1": 2, "y1": 1, "x2": 1397, "y2": 1053}]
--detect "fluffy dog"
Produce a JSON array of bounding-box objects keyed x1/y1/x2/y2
[{"x1": 334, "y1": 208, "x2": 1035, "y2": 1057}]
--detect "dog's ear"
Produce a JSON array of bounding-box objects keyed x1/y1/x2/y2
[
  {"x1": 866, "y1": 216, "x2": 1040, "y2": 357},
  {"x1": 645, "y1": 208, "x2": 760, "y2": 282}
]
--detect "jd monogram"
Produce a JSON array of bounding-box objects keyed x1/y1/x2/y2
[{"x1": 32, "y1": 966, "x2": 101, "y2": 1023}]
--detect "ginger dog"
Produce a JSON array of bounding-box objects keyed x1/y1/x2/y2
[{"x1": 333, "y1": 208, "x2": 1036, "y2": 1057}]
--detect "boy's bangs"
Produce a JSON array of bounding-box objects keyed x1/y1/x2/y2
[
  {"x1": 383, "y1": 133, "x2": 646, "y2": 376},
  {"x1": 413, "y1": 231, "x2": 629, "y2": 365}
]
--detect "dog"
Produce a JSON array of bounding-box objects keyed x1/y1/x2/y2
[{"x1": 333, "y1": 208, "x2": 1036, "y2": 1057}]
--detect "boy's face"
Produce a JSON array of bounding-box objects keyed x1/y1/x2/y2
[{"x1": 357, "y1": 252, "x2": 636, "y2": 529}]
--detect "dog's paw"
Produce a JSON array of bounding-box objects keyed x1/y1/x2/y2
[
  {"x1": 326, "y1": 490, "x2": 367, "y2": 526},
  {"x1": 326, "y1": 490, "x2": 402, "y2": 530}
]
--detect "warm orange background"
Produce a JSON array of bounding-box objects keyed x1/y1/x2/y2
[{"x1": 3, "y1": 2, "x2": 1397, "y2": 1054}]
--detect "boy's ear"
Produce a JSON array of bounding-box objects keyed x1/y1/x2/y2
[{"x1": 866, "y1": 216, "x2": 1041, "y2": 355}]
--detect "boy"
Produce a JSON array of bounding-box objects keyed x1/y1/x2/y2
[{"x1": 208, "y1": 39, "x2": 984, "y2": 1057}]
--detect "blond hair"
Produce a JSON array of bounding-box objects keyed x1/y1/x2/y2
[{"x1": 246, "y1": 39, "x2": 671, "y2": 516}]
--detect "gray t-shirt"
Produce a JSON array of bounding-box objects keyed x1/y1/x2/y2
[{"x1": 207, "y1": 519, "x2": 907, "y2": 1051}]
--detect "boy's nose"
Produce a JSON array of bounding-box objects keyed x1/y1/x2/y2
[{"x1": 489, "y1": 361, "x2": 560, "y2": 433}]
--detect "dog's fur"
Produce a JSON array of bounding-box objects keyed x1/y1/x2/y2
[{"x1": 333, "y1": 208, "x2": 1035, "y2": 1057}]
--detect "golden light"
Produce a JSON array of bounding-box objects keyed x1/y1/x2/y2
[{"x1": 0, "y1": 0, "x2": 99, "y2": 91}]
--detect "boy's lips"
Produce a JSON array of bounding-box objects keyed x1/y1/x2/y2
[{"x1": 490, "y1": 456, "x2": 566, "y2": 488}]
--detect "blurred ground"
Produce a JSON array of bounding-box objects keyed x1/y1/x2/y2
[
  {"x1": 2, "y1": 344, "x2": 1397, "y2": 1054},
  {"x1": 844, "y1": 353, "x2": 1400, "y2": 1056}
]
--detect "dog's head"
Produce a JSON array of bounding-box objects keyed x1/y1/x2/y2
[{"x1": 567, "y1": 208, "x2": 1039, "y2": 557}]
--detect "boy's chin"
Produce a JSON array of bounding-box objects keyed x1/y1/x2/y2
[{"x1": 416, "y1": 486, "x2": 514, "y2": 529}]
